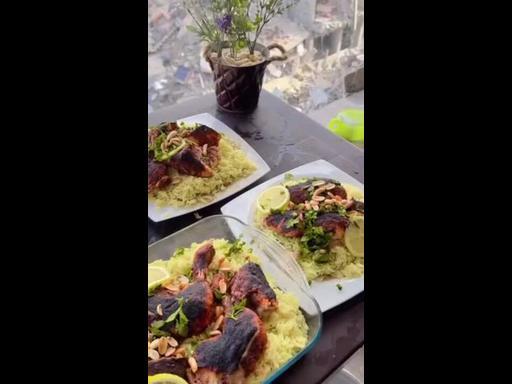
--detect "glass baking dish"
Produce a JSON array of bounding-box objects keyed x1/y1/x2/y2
[{"x1": 148, "y1": 215, "x2": 322, "y2": 383}]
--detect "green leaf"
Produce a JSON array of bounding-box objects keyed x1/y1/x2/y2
[
  {"x1": 214, "y1": 290, "x2": 225, "y2": 301},
  {"x1": 228, "y1": 298, "x2": 247, "y2": 320},
  {"x1": 227, "y1": 237, "x2": 245, "y2": 256}
]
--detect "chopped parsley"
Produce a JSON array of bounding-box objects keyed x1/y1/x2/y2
[
  {"x1": 300, "y1": 226, "x2": 331, "y2": 253},
  {"x1": 227, "y1": 238, "x2": 245, "y2": 256},
  {"x1": 150, "y1": 297, "x2": 189, "y2": 337},
  {"x1": 214, "y1": 290, "x2": 225, "y2": 301},
  {"x1": 336, "y1": 283, "x2": 343, "y2": 291},
  {"x1": 227, "y1": 298, "x2": 247, "y2": 320}
]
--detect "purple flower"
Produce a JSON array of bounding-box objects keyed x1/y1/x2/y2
[{"x1": 216, "y1": 14, "x2": 232, "y2": 33}]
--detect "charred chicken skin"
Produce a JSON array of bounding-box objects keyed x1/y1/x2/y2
[
  {"x1": 230, "y1": 263, "x2": 277, "y2": 316},
  {"x1": 190, "y1": 308, "x2": 267, "y2": 383},
  {"x1": 287, "y1": 183, "x2": 310, "y2": 204},
  {"x1": 185, "y1": 125, "x2": 221, "y2": 147},
  {"x1": 315, "y1": 213, "x2": 350, "y2": 240},
  {"x1": 148, "y1": 159, "x2": 171, "y2": 192},
  {"x1": 148, "y1": 357, "x2": 189, "y2": 379},
  {"x1": 148, "y1": 281, "x2": 215, "y2": 336},
  {"x1": 171, "y1": 145, "x2": 215, "y2": 178},
  {"x1": 264, "y1": 210, "x2": 304, "y2": 238}
]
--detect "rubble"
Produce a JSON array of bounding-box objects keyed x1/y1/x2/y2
[{"x1": 147, "y1": 0, "x2": 363, "y2": 114}]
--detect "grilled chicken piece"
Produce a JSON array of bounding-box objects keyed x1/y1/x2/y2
[
  {"x1": 171, "y1": 145, "x2": 214, "y2": 178},
  {"x1": 330, "y1": 185, "x2": 347, "y2": 199},
  {"x1": 264, "y1": 211, "x2": 303, "y2": 238},
  {"x1": 148, "y1": 310, "x2": 157, "y2": 325},
  {"x1": 230, "y1": 263, "x2": 277, "y2": 316},
  {"x1": 148, "y1": 357, "x2": 189, "y2": 378},
  {"x1": 191, "y1": 308, "x2": 267, "y2": 383},
  {"x1": 287, "y1": 182, "x2": 310, "y2": 204},
  {"x1": 148, "y1": 159, "x2": 171, "y2": 192},
  {"x1": 347, "y1": 199, "x2": 364, "y2": 213},
  {"x1": 148, "y1": 281, "x2": 215, "y2": 336},
  {"x1": 315, "y1": 213, "x2": 350, "y2": 240},
  {"x1": 203, "y1": 145, "x2": 219, "y2": 169},
  {"x1": 193, "y1": 242, "x2": 215, "y2": 281},
  {"x1": 186, "y1": 125, "x2": 221, "y2": 147}
]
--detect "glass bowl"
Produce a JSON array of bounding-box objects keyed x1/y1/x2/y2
[{"x1": 148, "y1": 215, "x2": 322, "y2": 383}]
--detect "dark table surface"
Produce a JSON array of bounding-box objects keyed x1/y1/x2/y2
[{"x1": 148, "y1": 90, "x2": 364, "y2": 384}]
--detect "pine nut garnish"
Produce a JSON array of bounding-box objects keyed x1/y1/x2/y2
[
  {"x1": 209, "y1": 330, "x2": 222, "y2": 336},
  {"x1": 163, "y1": 283, "x2": 179, "y2": 292},
  {"x1": 156, "y1": 304, "x2": 163, "y2": 316},
  {"x1": 168, "y1": 337, "x2": 178, "y2": 348},
  {"x1": 175, "y1": 347, "x2": 186, "y2": 357},
  {"x1": 312, "y1": 204, "x2": 319, "y2": 211},
  {"x1": 148, "y1": 349, "x2": 160, "y2": 361},
  {"x1": 188, "y1": 357, "x2": 198, "y2": 373},
  {"x1": 213, "y1": 315, "x2": 224, "y2": 331},
  {"x1": 312, "y1": 180, "x2": 326, "y2": 187},
  {"x1": 325, "y1": 183, "x2": 336, "y2": 190},
  {"x1": 158, "y1": 337, "x2": 168, "y2": 355},
  {"x1": 149, "y1": 338, "x2": 161, "y2": 350},
  {"x1": 165, "y1": 347, "x2": 176, "y2": 357},
  {"x1": 219, "y1": 280, "x2": 227, "y2": 294},
  {"x1": 312, "y1": 196, "x2": 325, "y2": 202}
]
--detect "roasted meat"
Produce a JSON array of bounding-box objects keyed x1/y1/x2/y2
[
  {"x1": 171, "y1": 145, "x2": 214, "y2": 178},
  {"x1": 191, "y1": 308, "x2": 267, "y2": 383},
  {"x1": 315, "y1": 213, "x2": 350, "y2": 240},
  {"x1": 264, "y1": 211, "x2": 303, "y2": 238},
  {"x1": 287, "y1": 182, "x2": 310, "y2": 204},
  {"x1": 148, "y1": 357, "x2": 189, "y2": 378},
  {"x1": 148, "y1": 159, "x2": 171, "y2": 192},
  {"x1": 186, "y1": 125, "x2": 221, "y2": 147},
  {"x1": 148, "y1": 281, "x2": 215, "y2": 336},
  {"x1": 348, "y1": 199, "x2": 364, "y2": 213},
  {"x1": 230, "y1": 263, "x2": 277, "y2": 316},
  {"x1": 193, "y1": 242, "x2": 215, "y2": 281},
  {"x1": 330, "y1": 185, "x2": 347, "y2": 199}
]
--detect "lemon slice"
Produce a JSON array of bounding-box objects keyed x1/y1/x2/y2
[
  {"x1": 345, "y1": 215, "x2": 364, "y2": 257},
  {"x1": 148, "y1": 373, "x2": 189, "y2": 384},
  {"x1": 148, "y1": 265, "x2": 170, "y2": 290},
  {"x1": 256, "y1": 185, "x2": 290, "y2": 214},
  {"x1": 342, "y1": 184, "x2": 364, "y2": 201}
]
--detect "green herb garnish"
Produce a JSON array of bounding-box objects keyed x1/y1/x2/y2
[
  {"x1": 214, "y1": 290, "x2": 225, "y2": 301},
  {"x1": 284, "y1": 173, "x2": 294, "y2": 181},
  {"x1": 300, "y1": 226, "x2": 331, "y2": 253},
  {"x1": 173, "y1": 247, "x2": 185, "y2": 257},
  {"x1": 336, "y1": 283, "x2": 343, "y2": 291},
  {"x1": 228, "y1": 299, "x2": 247, "y2": 320},
  {"x1": 150, "y1": 297, "x2": 189, "y2": 337},
  {"x1": 168, "y1": 297, "x2": 189, "y2": 337},
  {"x1": 227, "y1": 238, "x2": 245, "y2": 256}
]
